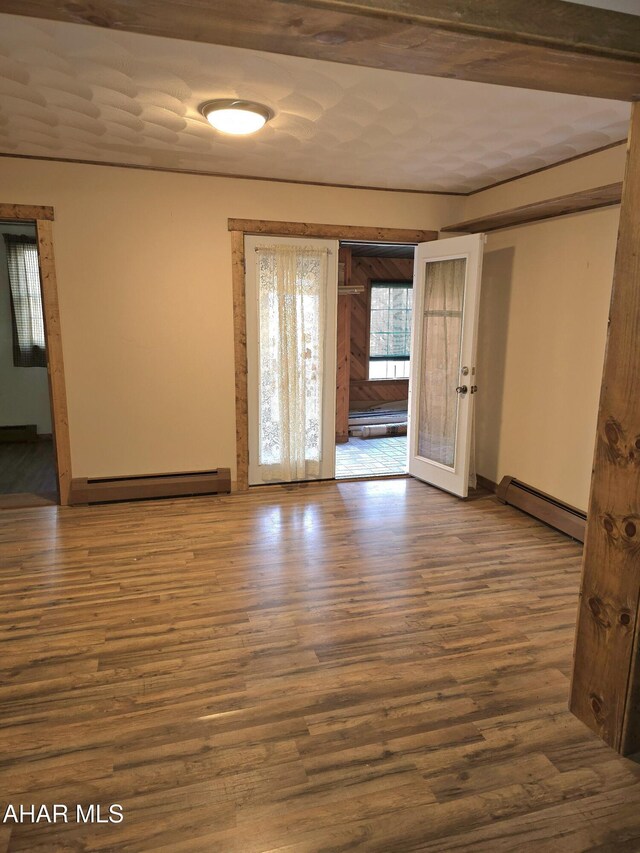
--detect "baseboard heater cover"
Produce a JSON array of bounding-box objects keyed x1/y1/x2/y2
[
  {"x1": 69, "y1": 468, "x2": 231, "y2": 505},
  {"x1": 496, "y1": 475, "x2": 586, "y2": 543}
]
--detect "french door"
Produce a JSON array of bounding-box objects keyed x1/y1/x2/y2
[
  {"x1": 407, "y1": 234, "x2": 485, "y2": 497},
  {"x1": 245, "y1": 235, "x2": 339, "y2": 485}
]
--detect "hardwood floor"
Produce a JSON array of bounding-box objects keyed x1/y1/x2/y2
[
  {"x1": 1, "y1": 479, "x2": 640, "y2": 851},
  {"x1": 0, "y1": 439, "x2": 57, "y2": 503}
]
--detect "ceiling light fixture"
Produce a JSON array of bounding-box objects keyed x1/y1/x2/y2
[{"x1": 199, "y1": 99, "x2": 274, "y2": 135}]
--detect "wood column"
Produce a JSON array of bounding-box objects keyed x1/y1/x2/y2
[
  {"x1": 570, "y1": 102, "x2": 640, "y2": 755},
  {"x1": 36, "y1": 219, "x2": 72, "y2": 505},
  {"x1": 230, "y1": 230, "x2": 249, "y2": 492},
  {"x1": 335, "y1": 298, "x2": 351, "y2": 444}
]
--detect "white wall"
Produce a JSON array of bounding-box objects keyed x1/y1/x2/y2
[
  {"x1": 0, "y1": 156, "x2": 463, "y2": 480},
  {"x1": 468, "y1": 144, "x2": 626, "y2": 511},
  {"x1": 0, "y1": 222, "x2": 52, "y2": 434},
  {"x1": 1, "y1": 142, "x2": 624, "y2": 506}
]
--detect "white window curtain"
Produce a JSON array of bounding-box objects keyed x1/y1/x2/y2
[
  {"x1": 256, "y1": 244, "x2": 328, "y2": 482},
  {"x1": 4, "y1": 235, "x2": 46, "y2": 368},
  {"x1": 417, "y1": 256, "x2": 477, "y2": 486}
]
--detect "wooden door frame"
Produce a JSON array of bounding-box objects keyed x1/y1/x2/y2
[
  {"x1": 228, "y1": 218, "x2": 438, "y2": 491},
  {"x1": 0, "y1": 203, "x2": 71, "y2": 506}
]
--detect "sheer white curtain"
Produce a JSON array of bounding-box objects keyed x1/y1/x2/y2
[
  {"x1": 417, "y1": 258, "x2": 470, "y2": 473},
  {"x1": 256, "y1": 244, "x2": 328, "y2": 482},
  {"x1": 4, "y1": 235, "x2": 46, "y2": 368}
]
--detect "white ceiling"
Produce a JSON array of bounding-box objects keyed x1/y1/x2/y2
[{"x1": 0, "y1": 13, "x2": 631, "y2": 193}]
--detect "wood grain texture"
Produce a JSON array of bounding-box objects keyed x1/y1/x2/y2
[
  {"x1": 231, "y1": 230, "x2": 249, "y2": 492},
  {"x1": 0, "y1": 203, "x2": 54, "y2": 221},
  {"x1": 350, "y1": 378, "x2": 409, "y2": 404},
  {"x1": 349, "y1": 256, "x2": 413, "y2": 386},
  {"x1": 2, "y1": 479, "x2": 640, "y2": 851},
  {"x1": 36, "y1": 219, "x2": 71, "y2": 506},
  {"x1": 335, "y1": 294, "x2": 351, "y2": 443},
  {"x1": 228, "y1": 220, "x2": 438, "y2": 243},
  {"x1": 0, "y1": 490, "x2": 57, "y2": 510},
  {"x1": 2, "y1": 0, "x2": 640, "y2": 100},
  {"x1": 231, "y1": 224, "x2": 427, "y2": 485},
  {"x1": 570, "y1": 104, "x2": 640, "y2": 755},
  {"x1": 442, "y1": 183, "x2": 623, "y2": 234}
]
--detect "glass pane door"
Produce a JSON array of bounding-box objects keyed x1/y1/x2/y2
[
  {"x1": 408, "y1": 235, "x2": 484, "y2": 497},
  {"x1": 417, "y1": 258, "x2": 466, "y2": 468},
  {"x1": 245, "y1": 235, "x2": 338, "y2": 486}
]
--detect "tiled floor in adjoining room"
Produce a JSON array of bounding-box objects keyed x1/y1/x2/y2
[{"x1": 335, "y1": 434, "x2": 407, "y2": 478}]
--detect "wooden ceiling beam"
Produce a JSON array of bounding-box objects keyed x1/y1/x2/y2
[
  {"x1": 441, "y1": 183, "x2": 623, "y2": 234},
  {"x1": 1, "y1": 0, "x2": 639, "y2": 101}
]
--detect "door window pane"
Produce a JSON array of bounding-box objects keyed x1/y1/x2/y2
[{"x1": 417, "y1": 258, "x2": 466, "y2": 468}]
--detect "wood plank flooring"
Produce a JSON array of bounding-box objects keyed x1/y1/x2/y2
[
  {"x1": 1, "y1": 478, "x2": 640, "y2": 851},
  {"x1": 0, "y1": 439, "x2": 57, "y2": 498}
]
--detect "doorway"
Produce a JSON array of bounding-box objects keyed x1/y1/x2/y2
[
  {"x1": 334, "y1": 241, "x2": 415, "y2": 479},
  {"x1": 0, "y1": 221, "x2": 56, "y2": 503},
  {"x1": 235, "y1": 224, "x2": 484, "y2": 497},
  {"x1": 244, "y1": 234, "x2": 339, "y2": 486},
  {"x1": 229, "y1": 218, "x2": 439, "y2": 491},
  {"x1": 0, "y1": 204, "x2": 70, "y2": 508}
]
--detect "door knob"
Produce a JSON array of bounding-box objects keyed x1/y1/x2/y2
[{"x1": 456, "y1": 385, "x2": 468, "y2": 394}]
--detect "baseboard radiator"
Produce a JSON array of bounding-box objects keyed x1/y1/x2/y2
[
  {"x1": 68, "y1": 468, "x2": 231, "y2": 506},
  {"x1": 496, "y1": 475, "x2": 586, "y2": 542}
]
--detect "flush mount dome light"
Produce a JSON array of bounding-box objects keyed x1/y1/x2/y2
[{"x1": 199, "y1": 99, "x2": 274, "y2": 135}]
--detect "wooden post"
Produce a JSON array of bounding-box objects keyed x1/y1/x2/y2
[
  {"x1": 230, "y1": 230, "x2": 249, "y2": 492},
  {"x1": 570, "y1": 102, "x2": 640, "y2": 755},
  {"x1": 335, "y1": 246, "x2": 352, "y2": 444},
  {"x1": 36, "y1": 219, "x2": 72, "y2": 506}
]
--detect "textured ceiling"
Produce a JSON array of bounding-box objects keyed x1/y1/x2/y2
[{"x1": 0, "y1": 13, "x2": 631, "y2": 193}]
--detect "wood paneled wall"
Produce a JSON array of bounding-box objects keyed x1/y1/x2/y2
[
  {"x1": 336, "y1": 255, "x2": 413, "y2": 439},
  {"x1": 350, "y1": 378, "x2": 409, "y2": 405},
  {"x1": 350, "y1": 257, "x2": 413, "y2": 407},
  {"x1": 349, "y1": 257, "x2": 413, "y2": 381}
]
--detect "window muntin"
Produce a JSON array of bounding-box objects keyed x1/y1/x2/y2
[{"x1": 368, "y1": 281, "x2": 412, "y2": 379}]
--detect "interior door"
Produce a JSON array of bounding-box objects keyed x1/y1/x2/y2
[
  {"x1": 245, "y1": 234, "x2": 339, "y2": 486},
  {"x1": 407, "y1": 234, "x2": 484, "y2": 497}
]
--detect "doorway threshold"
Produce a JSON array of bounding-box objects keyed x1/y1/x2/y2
[{"x1": 335, "y1": 434, "x2": 408, "y2": 479}]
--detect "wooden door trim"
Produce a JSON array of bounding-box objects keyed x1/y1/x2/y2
[
  {"x1": 229, "y1": 219, "x2": 438, "y2": 491},
  {"x1": 0, "y1": 203, "x2": 71, "y2": 506},
  {"x1": 228, "y1": 220, "x2": 438, "y2": 243},
  {"x1": 0, "y1": 203, "x2": 55, "y2": 221}
]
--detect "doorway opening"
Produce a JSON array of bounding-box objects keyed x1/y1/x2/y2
[
  {"x1": 0, "y1": 205, "x2": 70, "y2": 508},
  {"x1": 229, "y1": 218, "x2": 438, "y2": 491},
  {"x1": 335, "y1": 241, "x2": 415, "y2": 479},
  {"x1": 0, "y1": 220, "x2": 57, "y2": 504}
]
